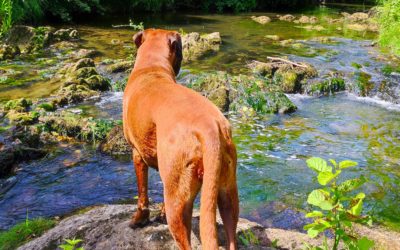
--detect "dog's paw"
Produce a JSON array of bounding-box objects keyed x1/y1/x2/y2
[{"x1": 128, "y1": 208, "x2": 150, "y2": 229}]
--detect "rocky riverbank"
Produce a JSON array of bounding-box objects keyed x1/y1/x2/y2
[{"x1": 17, "y1": 204, "x2": 400, "y2": 250}]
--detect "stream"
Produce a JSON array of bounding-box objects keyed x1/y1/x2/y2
[{"x1": 1, "y1": 5, "x2": 399, "y2": 231}]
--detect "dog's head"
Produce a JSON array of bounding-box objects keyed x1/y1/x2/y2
[{"x1": 133, "y1": 29, "x2": 182, "y2": 76}]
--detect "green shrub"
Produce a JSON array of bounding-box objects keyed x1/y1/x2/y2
[
  {"x1": 0, "y1": 218, "x2": 55, "y2": 250},
  {"x1": 0, "y1": 0, "x2": 12, "y2": 37},
  {"x1": 378, "y1": 0, "x2": 400, "y2": 56},
  {"x1": 303, "y1": 157, "x2": 374, "y2": 250}
]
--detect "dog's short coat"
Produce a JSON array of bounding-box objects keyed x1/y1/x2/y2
[{"x1": 123, "y1": 29, "x2": 239, "y2": 250}]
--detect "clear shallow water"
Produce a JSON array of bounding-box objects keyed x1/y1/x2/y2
[{"x1": 1, "y1": 5, "x2": 400, "y2": 231}]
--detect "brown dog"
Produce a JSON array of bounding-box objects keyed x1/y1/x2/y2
[{"x1": 123, "y1": 29, "x2": 239, "y2": 250}]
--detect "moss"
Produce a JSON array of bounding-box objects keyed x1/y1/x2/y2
[
  {"x1": 106, "y1": 60, "x2": 134, "y2": 73},
  {"x1": 37, "y1": 103, "x2": 56, "y2": 112},
  {"x1": 382, "y1": 64, "x2": 400, "y2": 76},
  {"x1": 72, "y1": 67, "x2": 98, "y2": 79},
  {"x1": 274, "y1": 70, "x2": 299, "y2": 93},
  {"x1": 306, "y1": 78, "x2": 346, "y2": 96},
  {"x1": 356, "y1": 72, "x2": 374, "y2": 97},
  {"x1": 84, "y1": 75, "x2": 111, "y2": 91},
  {"x1": 4, "y1": 98, "x2": 32, "y2": 112},
  {"x1": 6, "y1": 110, "x2": 40, "y2": 125},
  {"x1": 351, "y1": 62, "x2": 363, "y2": 69},
  {"x1": 0, "y1": 218, "x2": 55, "y2": 250}
]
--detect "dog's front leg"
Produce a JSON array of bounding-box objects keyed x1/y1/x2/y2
[{"x1": 129, "y1": 149, "x2": 150, "y2": 228}]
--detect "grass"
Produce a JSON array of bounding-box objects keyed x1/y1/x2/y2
[{"x1": 0, "y1": 218, "x2": 55, "y2": 250}]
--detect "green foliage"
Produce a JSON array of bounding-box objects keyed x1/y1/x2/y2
[
  {"x1": 0, "y1": 0, "x2": 12, "y2": 37},
  {"x1": 238, "y1": 228, "x2": 259, "y2": 246},
  {"x1": 304, "y1": 157, "x2": 374, "y2": 250},
  {"x1": 378, "y1": 0, "x2": 400, "y2": 56},
  {"x1": 0, "y1": 218, "x2": 55, "y2": 250},
  {"x1": 59, "y1": 238, "x2": 84, "y2": 250}
]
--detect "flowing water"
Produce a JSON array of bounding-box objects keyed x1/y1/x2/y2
[{"x1": 1, "y1": 5, "x2": 400, "y2": 231}]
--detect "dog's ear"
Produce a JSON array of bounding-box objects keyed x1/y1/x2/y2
[
  {"x1": 133, "y1": 31, "x2": 144, "y2": 48},
  {"x1": 169, "y1": 32, "x2": 182, "y2": 76}
]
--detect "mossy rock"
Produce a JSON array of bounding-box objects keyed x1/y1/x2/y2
[
  {"x1": 188, "y1": 72, "x2": 230, "y2": 112},
  {"x1": 71, "y1": 58, "x2": 96, "y2": 71},
  {"x1": 71, "y1": 67, "x2": 98, "y2": 80},
  {"x1": 54, "y1": 84, "x2": 98, "y2": 107},
  {"x1": 36, "y1": 103, "x2": 56, "y2": 112},
  {"x1": 273, "y1": 69, "x2": 299, "y2": 93},
  {"x1": 6, "y1": 111, "x2": 40, "y2": 125},
  {"x1": 106, "y1": 60, "x2": 134, "y2": 73},
  {"x1": 4, "y1": 98, "x2": 32, "y2": 112},
  {"x1": 0, "y1": 44, "x2": 21, "y2": 60},
  {"x1": 99, "y1": 125, "x2": 132, "y2": 155},
  {"x1": 304, "y1": 78, "x2": 346, "y2": 96},
  {"x1": 84, "y1": 75, "x2": 111, "y2": 91}
]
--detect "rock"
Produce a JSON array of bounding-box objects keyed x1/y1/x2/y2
[
  {"x1": 304, "y1": 77, "x2": 346, "y2": 96},
  {"x1": 53, "y1": 58, "x2": 111, "y2": 107},
  {"x1": 18, "y1": 204, "x2": 323, "y2": 250},
  {"x1": 5, "y1": 25, "x2": 36, "y2": 46},
  {"x1": 251, "y1": 16, "x2": 271, "y2": 25},
  {"x1": 346, "y1": 23, "x2": 369, "y2": 32},
  {"x1": 71, "y1": 49, "x2": 100, "y2": 59},
  {"x1": 182, "y1": 32, "x2": 222, "y2": 62},
  {"x1": 300, "y1": 25, "x2": 325, "y2": 31},
  {"x1": 53, "y1": 28, "x2": 79, "y2": 42},
  {"x1": 279, "y1": 14, "x2": 295, "y2": 22},
  {"x1": 106, "y1": 60, "x2": 134, "y2": 73},
  {"x1": 343, "y1": 12, "x2": 369, "y2": 22},
  {"x1": 265, "y1": 35, "x2": 280, "y2": 41},
  {"x1": 247, "y1": 59, "x2": 317, "y2": 94},
  {"x1": 0, "y1": 128, "x2": 47, "y2": 178},
  {"x1": 5, "y1": 25, "x2": 79, "y2": 54},
  {"x1": 0, "y1": 44, "x2": 20, "y2": 60},
  {"x1": 189, "y1": 72, "x2": 230, "y2": 112},
  {"x1": 99, "y1": 126, "x2": 132, "y2": 155},
  {"x1": 3, "y1": 98, "x2": 32, "y2": 113},
  {"x1": 6, "y1": 110, "x2": 39, "y2": 125},
  {"x1": 297, "y1": 16, "x2": 318, "y2": 24}
]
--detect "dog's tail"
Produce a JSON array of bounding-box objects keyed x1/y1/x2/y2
[{"x1": 200, "y1": 128, "x2": 222, "y2": 249}]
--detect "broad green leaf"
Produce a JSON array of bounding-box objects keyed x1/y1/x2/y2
[
  {"x1": 357, "y1": 237, "x2": 375, "y2": 250},
  {"x1": 317, "y1": 219, "x2": 333, "y2": 228},
  {"x1": 307, "y1": 189, "x2": 326, "y2": 206},
  {"x1": 339, "y1": 160, "x2": 358, "y2": 169},
  {"x1": 337, "y1": 176, "x2": 366, "y2": 193},
  {"x1": 303, "y1": 223, "x2": 317, "y2": 230},
  {"x1": 319, "y1": 201, "x2": 334, "y2": 210},
  {"x1": 307, "y1": 228, "x2": 320, "y2": 238},
  {"x1": 317, "y1": 170, "x2": 341, "y2": 186},
  {"x1": 307, "y1": 157, "x2": 332, "y2": 173},
  {"x1": 305, "y1": 211, "x2": 324, "y2": 218},
  {"x1": 307, "y1": 189, "x2": 333, "y2": 210}
]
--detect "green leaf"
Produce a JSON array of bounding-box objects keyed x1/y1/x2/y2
[
  {"x1": 305, "y1": 211, "x2": 324, "y2": 218},
  {"x1": 304, "y1": 222, "x2": 317, "y2": 230},
  {"x1": 337, "y1": 176, "x2": 366, "y2": 193},
  {"x1": 307, "y1": 228, "x2": 320, "y2": 238},
  {"x1": 307, "y1": 157, "x2": 332, "y2": 173},
  {"x1": 339, "y1": 160, "x2": 358, "y2": 169},
  {"x1": 307, "y1": 189, "x2": 333, "y2": 210},
  {"x1": 317, "y1": 170, "x2": 341, "y2": 186},
  {"x1": 349, "y1": 192, "x2": 366, "y2": 216},
  {"x1": 59, "y1": 245, "x2": 73, "y2": 250},
  {"x1": 356, "y1": 237, "x2": 375, "y2": 250}
]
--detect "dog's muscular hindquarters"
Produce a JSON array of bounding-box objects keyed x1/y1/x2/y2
[{"x1": 123, "y1": 29, "x2": 239, "y2": 250}]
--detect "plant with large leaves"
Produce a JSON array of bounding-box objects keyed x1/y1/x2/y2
[{"x1": 303, "y1": 157, "x2": 374, "y2": 250}]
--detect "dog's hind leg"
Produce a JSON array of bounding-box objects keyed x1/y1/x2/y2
[
  {"x1": 218, "y1": 182, "x2": 239, "y2": 250},
  {"x1": 161, "y1": 161, "x2": 201, "y2": 250},
  {"x1": 129, "y1": 149, "x2": 150, "y2": 228}
]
